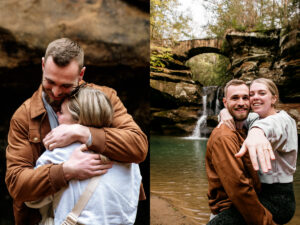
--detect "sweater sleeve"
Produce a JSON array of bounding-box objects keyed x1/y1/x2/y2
[
  {"x1": 245, "y1": 112, "x2": 259, "y2": 129},
  {"x1": 250, "y1": 111, "x2": 298, "y2": 153},
  {"x1": 212, "y1": 135, "x2": 274, "y2": 225}
]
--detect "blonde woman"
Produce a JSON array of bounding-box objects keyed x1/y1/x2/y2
[
  {"x1": 26, "y1": 86, "x2": 142, "y2": 225},
  {"x1": 216, "y1": 78, "x2": 297, "y2": 224}
]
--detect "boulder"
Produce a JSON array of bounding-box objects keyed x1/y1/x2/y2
[
  {"x1": 150, "y1": 78, "x2": 201, "y2": 107},
  {"x1": 151, "y1": 107, "x2": 199, "y2": 135}
]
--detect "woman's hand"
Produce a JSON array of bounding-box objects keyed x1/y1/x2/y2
[
  {"x1": 43, "y1": 124, "x2": 90, "y2": 150},
  {"x1": 235, "y1": 127, "x2": 275, "y2": 172},
  {"x1": 217, "y1": 108, "x2": 235, "y2": 130}
]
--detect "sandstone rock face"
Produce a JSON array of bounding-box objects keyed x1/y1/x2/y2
[
  {"x1": 0, "y1": 0, "x2": 149, "y2": 133},
  {"x1": 150, "y1": 74, "x2": 201, "y2": 106},
  {"x1": 150, "y1": 41, "x2": 204, "y2": 135},
  {"x1": 150, "y1": 70, "x2": 203, "y2": 135},
  {"x1": 0, "y1": 0, "x2": 149, "y2": 68},
  {"x1": 151, "y1": 107, "x2": 199, "y2": 135},
  {"x1": 151, "y1": 28, "x2": 299, "y2": 136},
  {"x1": 225, "y1": 29, "x2": 300, "y2": 102},
  {"x1": 150, "y1": 63, "x2": 222, "y2": 135},
  {"x1": 225, "y1": 29, "x2": 300, "y2": 134}
]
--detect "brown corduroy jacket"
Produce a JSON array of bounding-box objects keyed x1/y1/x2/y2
[
  {"x1": 5, "y1": 83, "x2": 148, "y2": 225},
  {"x1": 205, "y1": 124, "x2": 275, "y2": 225}
]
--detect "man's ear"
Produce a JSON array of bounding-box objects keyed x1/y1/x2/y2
[
  {"x1": 222, "y1": 97, "x2": 227, "y2": 108},
  {"x1": 42, "y1": 57, "x2": 45, "y2": 72},
  {"x1": 78, "y1": 66, "x2": 86, "y2": 81}
]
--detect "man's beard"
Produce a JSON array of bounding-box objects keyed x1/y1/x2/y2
[
  {"x1": 42, "y1": 86, "x2": 64, "y2": 112},
  {"x1": 230, "y1": 108, "x2": 249, "y2": 121}
]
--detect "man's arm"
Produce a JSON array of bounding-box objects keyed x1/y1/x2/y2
[
  {"x1": 43, "y1": 86, "x2": 148, "y2": 163},
  {"x1": 212, "y1": 135, "x2": 274, "y2": 225},
  {"x1": 5, "y1": 115, "x2": 111, "y2": 202},
  {"x1": 5, "y1": 117, "x2": 67, "y2": 202}
]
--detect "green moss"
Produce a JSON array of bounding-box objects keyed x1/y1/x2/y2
[{"x1": 150, "y1": 46, "x2": 174, "y2": 69}]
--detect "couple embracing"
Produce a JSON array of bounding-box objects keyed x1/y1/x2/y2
[
  {"x1": 206, "y1": 79, "x2": 297, "y2": 225},
  {"x1": 5, "y1": 38, "x2": 148, "y2": 225}
]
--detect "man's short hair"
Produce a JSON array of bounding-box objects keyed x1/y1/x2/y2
[
  {"x1": 44, "y1": 38, "x2": 84, "y2": 70},
  {"x1": 224, "y1": 79, "x2": 247, "y2": 97}
]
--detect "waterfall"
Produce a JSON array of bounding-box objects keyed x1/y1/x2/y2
[
  {"x1": 188, "y1": 86, "x2": 222, "y2": 139},
  {"x1": 215, "y1": 86, "x2": 221, "y2": 115},
  {"x1": 190, "y1": 91, "x2": 208, "y2": 139}
]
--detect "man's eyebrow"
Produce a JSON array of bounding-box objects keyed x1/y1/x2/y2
[
  {"x1": 44, "y1": 77, "x2": 74, "y2": 86},
  {"x1": 44, "y1": 77, "x2": 55, "y2": 83}
]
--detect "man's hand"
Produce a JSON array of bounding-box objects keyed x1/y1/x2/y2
[
  {"x1": 217, "y1": 108, "x2": 235, "y2": 130},
  {"x1": 235, "y1": 128, "x2": 275, "y2": 172},
  {"x1": 43, "y1": 124, "x2": 90, "y2": 150},
  {"x1": 62, "y1": 144, "x2": 113, "y2": 181}
]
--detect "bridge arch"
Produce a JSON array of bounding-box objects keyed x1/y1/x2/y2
[{"x1": 167, "y1": 38, "x2": 227, "y2": 61}]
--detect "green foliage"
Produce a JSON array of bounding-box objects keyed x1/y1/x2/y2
[
  {"x1": 150, "y1": 46, "x2": 174, "y2": 70},
  {"x1": 220, "y1": 39, "x2": 231, "y2": 54},
  {"x1": 186, "y1": 53, "x2": 232, "y2": 86},
  {"x1": 203, "y1": 0, "x2": 299, "y2": 38},
  {"x1": 150, "y1": 0, "x2": 194, "y2": 41}
]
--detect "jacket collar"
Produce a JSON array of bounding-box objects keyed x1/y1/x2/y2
[
  {"x1": 30, "y1": 85, "x2": 46, "y2": 119},
  {"x1": 30, "y1": 80, "x2": 88, "y2": 119}
]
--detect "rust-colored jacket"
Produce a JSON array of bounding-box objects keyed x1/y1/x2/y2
[
  {"x1": 205, "y1": 124, "x2": 275, "y2": 225},
  {"x1": 6, "y1": 83, "x2": 148, "y2": 225}
]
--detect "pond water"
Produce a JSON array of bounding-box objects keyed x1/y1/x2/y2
[{"x1": 150, "y1": 135, "x2": 300, "y2": 225}]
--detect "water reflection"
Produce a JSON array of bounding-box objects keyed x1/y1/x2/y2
[{"x1": 150, "y1": 135, "x2": 300, "y2": 225}]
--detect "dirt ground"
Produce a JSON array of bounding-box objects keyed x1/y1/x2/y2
[{"x1": 150, "y1": 194, "x2": 198, "y2": 225}]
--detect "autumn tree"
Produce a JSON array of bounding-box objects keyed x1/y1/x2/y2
[
  {"x1": 150, "y1": 0, "x2": 194, "y2": 42},
  {"x1": 186, "y1": 54, "x2": 231, "y2": 86},
  {"x1": 202, "y1": 0, "x2": 299, "y2": 38}
]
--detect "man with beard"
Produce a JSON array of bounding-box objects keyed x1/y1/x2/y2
[
  {"x1": 5, "y1": 38, "x2": 148, "y2": 225},
  {"x1": 205, "y1": 79, "x2": 275, "y2": 225}
]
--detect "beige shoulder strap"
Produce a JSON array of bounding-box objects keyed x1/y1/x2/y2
[{"x1": 61, "y1": 175, "x2": 101, "y2": 225}]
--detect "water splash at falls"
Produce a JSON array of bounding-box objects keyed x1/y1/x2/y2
[
  {"x1": 215, "y1": 86, "x2": 221, "y2": 115},
  {"x1": 188, "y1": 86, "x2": 222, "y2": 139},
  {"x1": 190, "y1": 95, "x2": 207, "y2": 138}
]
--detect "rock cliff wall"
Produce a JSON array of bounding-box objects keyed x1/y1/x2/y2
[
  {"x1": 151, "y1": 28, "x2": 300, "y2": 135},
  {"x1": 0, "y1": 0, "x2": 150, "y2": 134},
  {"x1": 225, "y1": 29, "x2": 300, "y2": 133}
]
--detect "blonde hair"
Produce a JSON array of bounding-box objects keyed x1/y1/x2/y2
[
  {"x1": 224, "y1": 79, "x2": 247, "y2": 97},
  {"x1": 66, "y1": 87, "x2": 114, "y2": 128},
  {"x1": 45, "y1": 38, "x2": 84, "y2": 71},
  {"x1": 250, "y1": 78, "x2": 279, "y2": 106}
]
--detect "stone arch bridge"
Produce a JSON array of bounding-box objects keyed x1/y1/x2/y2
[{"x1": 162, "y1": 38, "x2": 225, "y2": 61}]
